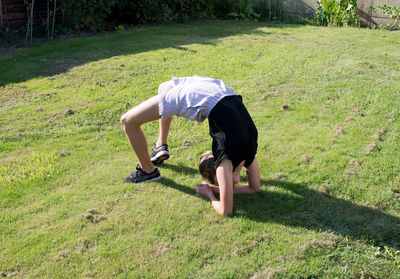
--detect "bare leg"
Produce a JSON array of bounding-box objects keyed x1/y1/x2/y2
[
  {"x1": 156, "y1": 80, "x2": 174, "y2": 147},
  {"x1": 120, "y1": 95, "x2": 160, "y2": 173},
  {"x1": 156, "y1": 117, "x2": 172, "y2": 146}
]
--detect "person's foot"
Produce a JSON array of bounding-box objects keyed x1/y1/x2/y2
[
  {"x1": 150, "y1": 144, "x2": 170, "y2": 165},
  {"x1": 123, "y1": 165, "x2": 162, "y2": 183}
]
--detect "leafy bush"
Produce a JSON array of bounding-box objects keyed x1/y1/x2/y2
[
  {"x1": 113, "y1": 0, "x2": 213, "y2": 24},
  {"x1": 227, "y1": 0, "x2": 260, "y2": 21},
  {"x1": 254, "y1": 0, "x2": 287, "y2": 21},
  {"x1": 221, "y1": 0, "x2": 287, "y2": 22},
  {"x1": 212, "y1": 0, "x2": 235, "y2": 18},
  {"x1": 61, "y1": 0, "x2": 214, "y2": 31},
  {"x1": 55, "y1": 0, "x2": 289, "y2": 32},
  {"x1": 62, "y1": 0, "x2": 116, "y2": 31},
  {"x1": 0, "y1": 27, "x2": 10, "y2": 39},
  {"x1": 379, "y1": 4, "x2": 400, "y2": 30},
  {"x1": 313, "y1": 0, "x2": 359, "y2": 26}
]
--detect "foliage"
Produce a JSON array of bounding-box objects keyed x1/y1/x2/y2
[
  {"x1": 313, "y1": 0, "x2": 359, "y2": 26},
  {"x1": 212, "y1": 0, "x2": 235, "y2": 18},
  {"x1": 59, "y1": 0, "x2": 215, "y2": 31},
  {"x1": 379, "y1": 4, "x2": 400, "y2": 30},
  {"x1": 58, "y1": 0, "x2": 288, "y2": 32},
  {"x1": 227, "y1": 0, "x2": 260, "y2": 21},
  {"x1": 62, "y1": 0, "x2": 116, "y2": 31},
  {"x1": 254, "y1": 0, "x2": 287, "y2": 21},
  {"x1": 225, "y1": 0, "x2": 287, "y2": 22},
  {"x1": 0, "y1": 27, "x2": 10, "y2": 40},
  {"x1": 112, "y1": 0, "x2": 213, "y2": 24}
]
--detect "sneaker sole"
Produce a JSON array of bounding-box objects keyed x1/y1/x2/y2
[
  {"x1": 150, "y1": 152, "x2": 170, "y2": 165},
  {"x1": 137, "y1": 175, "x2": 162, "y2": 183}
]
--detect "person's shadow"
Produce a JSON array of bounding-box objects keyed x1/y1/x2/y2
[{"x1": 160, "y1": 163, "x2": 400, "y2": 250}]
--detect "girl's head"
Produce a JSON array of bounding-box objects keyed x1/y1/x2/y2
[{"x1": 198, "y1": 151, "x2": 217, "y2": 185}]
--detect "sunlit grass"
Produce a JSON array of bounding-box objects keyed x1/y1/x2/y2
[{"x1": 1, "y1": 20, "x2": 399, "y2": 278}]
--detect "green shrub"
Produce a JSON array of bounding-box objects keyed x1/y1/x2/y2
[
  {"x1": 254, "y1": 0, "x2": 287, "y2": 21},
  {"x1": 113, "y1": 0, "x2": 213, "y2": 24},
  {"x1": 221, "y1": 0, "x2": 287, "y2": 22},
  {"x1": 63, "y1": 0, "x2": 116, "y2": 31},
  {"x1": 379, "y1": 4, "x2": 400, "y2": 30},
  {"x1": 212, "y1": 0, "x2": 235, "y2": 18},
  {"x1": 227, "y1": 0, "x2": 260, "y2": 21},
  {"x1": 55, "y1": 0, "x2": 289, "y2": 32},
  {"x1": 313, "y1": 0, "x2": 359, "y2": 26}
]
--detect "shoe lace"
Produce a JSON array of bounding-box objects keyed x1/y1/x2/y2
[
  {"x1": 136, "y1": 165, "x2": 146, "y2": 175},
  {"x1": 128, "y1": 165, "x2": 145, "y2": 178}
]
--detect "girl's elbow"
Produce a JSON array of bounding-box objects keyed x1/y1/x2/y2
[
  {"x1": 250, "y1": 182, "x2": 260, "y2": 193},
  {"x1": 219, "y1": 206, "x2": 233, "y2": 216},
  {"x1": 214, "y1": 204, "x2": 232, "y2": 215}
]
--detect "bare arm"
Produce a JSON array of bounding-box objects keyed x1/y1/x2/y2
[
  {"x1": 233, "y1": 158, "x2": 260, "y2": 194},
  {"x1": 233, "y1": 160, "x2": 244, "y2": 184},
  {"x1": 205, "y1": 158, "x2": 260, "y2": 195},
  {"x1": 196, "y1": 159, "x2": 233, "y2": 215}
]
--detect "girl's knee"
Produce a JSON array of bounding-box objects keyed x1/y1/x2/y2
[
  {"x1": 120, "y1": 114, "x2": 128, "y2": 127},
  {"x1": 120, "y1": 113, "x2": 138, "y2": 129}
]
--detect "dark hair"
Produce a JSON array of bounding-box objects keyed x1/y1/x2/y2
[{"x1": 198, "y1": 151, "x2": 216, "y2": 184}]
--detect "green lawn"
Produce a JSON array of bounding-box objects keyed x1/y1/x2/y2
[{"x1": 1, "y1": 20, "x2": 400, "y2": 278}]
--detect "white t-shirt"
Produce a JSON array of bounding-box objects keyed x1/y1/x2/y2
[{"x1": 159, "y1": 76, "x2": 235, "y2": 123}]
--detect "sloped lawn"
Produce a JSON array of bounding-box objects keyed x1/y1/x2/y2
[{"x1": 1, "y1": 20, "x2": 399, "y2": 278}]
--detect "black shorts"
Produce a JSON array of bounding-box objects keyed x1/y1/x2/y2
[{"x1": 208, "y1": 95, "x2": 258, "y2": 170}]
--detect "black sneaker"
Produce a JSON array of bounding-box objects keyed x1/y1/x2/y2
[
  {"x1": 123, "y1": 165, "x2": 162, "y2": 183},
  {"x1": 150, "y1": 144, "x2": 170, "y2": 165}
]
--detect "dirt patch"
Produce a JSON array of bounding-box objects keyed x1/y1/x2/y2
[
  {"x1": 92, "y1": 215, "x2": 105, "y2": 223},
  {"x1": 84, "y1": 214, "x2": 93, "y2": 221},
  {"x1": 365, "y1": 143, "x2": 377, "y2": 154},
  {"x1": 1, "y1": 270, "x2": 19, "y2": 278},
  {"x1": 64, "y1": 109, "x2": 75, "y2": 116},
  {"x1": 319, "y1": 184, "x2": 331, "y2": 197},
  {"x1": 179, "y1": 140, "x2": 192, "y2": 150},
  {"x1": 280, "y1": 104, "x2": 290, "y2": 110},
  {"x1": 301, "y1": 154, "x2": 310, "y2": 163},
  {"x1": 74, "y1": 238, "x2": 90, "y2": 254},
  {"x1": 53, "y1": 249, "x2": 71, "y2": 260},
  {"x1": 232, "y1": 241, "x2": 258, "y2": 257},
  {"x1": 301, "y1": 239, "x2": 335, "y2": 252},
  {"x1": 345, "y1": 116, "x2": 355, "y2": 122},
  {"x1": 271, "y1": 172, "x2": 286, "y2": 180},
  {"x1": 299, "y1": 154, "x2": 310, "y2": 168},
  {"x1": 372, "y1": 133, "x2": 380, "y2": 141},
  {"x1": 123, "y1": 193, "x2": 132, "y2": 199},
  {"x1": 58, "y1": 150, "x2": 70, "y2": 157},
  {"x1": 155, "y1": 243, "x2": 174, "y2": 256},
  {"x1": 87, "y1": 208, "x2": 99, "y2": 215},
  {"x1": 83, "y1": 209, "x2": 105, "y2": 223},
  {"x1": 249, "y1": 266, "x2": 285, "y2": 279},
  {"x1": 352, "y1": 107, "x2": 362, "y2": 115},
  {"x1": 334, "y1": 126, "x2": 345, "y2": 134},
  {"x1": 372, "y1": 127, "x2": 387, "y2": 141},
  {"x1": 346, "y1": 159, "x2": 361, "y2": 175}
]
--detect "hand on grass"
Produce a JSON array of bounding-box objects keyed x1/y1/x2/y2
[{"x1": 196, "y1": 183, "x2": 213, "y2": 199}]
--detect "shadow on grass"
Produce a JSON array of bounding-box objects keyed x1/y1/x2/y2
[
  {"x1": 0, "y1": 20, "x2": 299, "y2": 85},
  {"x1": 159, "y1": 163, "x2": 400, "y2": 250}
]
